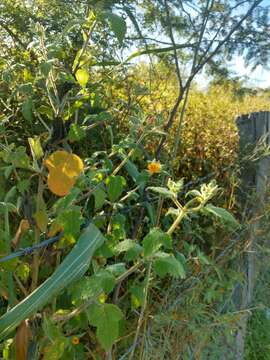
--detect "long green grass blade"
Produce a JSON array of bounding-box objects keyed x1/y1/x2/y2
[{"x1": 0, "y1": 223, "x2": 104, "y2": 340}]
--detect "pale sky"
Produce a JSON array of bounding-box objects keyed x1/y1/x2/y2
[
  {"x1": 195, "y1": 57, "x2": 270, "y2": 89},
  {"x1": 231, "y1": 56, "x2": 270, "y2": 88}
]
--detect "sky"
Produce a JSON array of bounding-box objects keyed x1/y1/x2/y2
[
  {"x1": 231, "y1": 57, "x2": 270, "y2": 88},
  {"x1": 195, "y1": 57, "x2": 270, "y2": 89}
]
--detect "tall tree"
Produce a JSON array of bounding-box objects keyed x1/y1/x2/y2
[{"x1": 121, "y1": 0, "x2": 269, "y2": 158}]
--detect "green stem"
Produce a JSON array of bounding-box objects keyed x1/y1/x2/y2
[
  {"x1": 167, "y1": 208, "x2": 187, "y2": 236},
  {"x1": 30, "y1": 175, "x2": 43, "y2": 292},
  {"x1": 128, "y1": 262, "x2": 152, "y2": 360},
  {"x1": 5, "y1": 209, "x2": 16, "y2": 307}
]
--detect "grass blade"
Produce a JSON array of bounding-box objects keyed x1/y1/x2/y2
[{"x1": 0, "y1": 223, "x2": 104, "y2": 340}]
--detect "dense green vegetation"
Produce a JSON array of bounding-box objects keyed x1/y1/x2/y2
[{"x1": 1, "y1": 0, "x2": 270, "y2": 359}]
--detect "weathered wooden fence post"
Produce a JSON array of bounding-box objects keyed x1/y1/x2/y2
[{"x1": 235, "y1": 111, "x2": 270, "y2": 359}]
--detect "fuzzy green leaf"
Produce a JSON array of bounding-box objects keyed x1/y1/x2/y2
[
  {"x1": 106, "y1": 175, "x2": 126, "y2": 202},
  {"x1": 114, "y1": 239, "x2": 136, "y2": 254},
  {"x1": 130, "y1": 284, "x2": 144, "y2": 309},
  {"x1": 22, "y1": 98, "x2": 33, "y2": 122},
  {"x1": 125, "y1": 243, "x2": 143, "y2": 261},
  {"x1": 93, "y1": 187, "x2": 106, "y2": 209},
  {"x1": 147, "y1": 186, "x2": 175, "y2": 198},
  {"x1": 72, "y1": 270, "x2": 115, "y2": 302},
  {"x1": 86, "y1": 303, "x2": 123, "y2": 350},
  {"x1": 204, "y1": 204, "x2": 239, "y2": 227},
  {"x1": 143, "y1": 228, "x2": 172, "y2": 257},
  {"x1": 104, "y1": 12, "x2": 127, "y2": 44},
  {"x1": 68, "y1": 123, "x2": 86, "y2": 142},
  {"x1": 106, "y1": 263, "x2": 126, "y2": 277},
  {"x1": 153, "y1": 252, "x2": 186, "y2": 279},
  {"x1": 57, "y1": 207, "x2": 83, "y2": 238}
]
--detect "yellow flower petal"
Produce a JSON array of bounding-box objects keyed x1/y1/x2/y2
[
  {"x1": 44, "y1": 150, "x2": 84, "y2": 178},
  {"x1": 44, "y1": 150, "x2": 84, "y2": 196},
  {"x1": 47, "y1": 169, "x2": 75, "y2": 197},
  {"x1": 147, "y1": 161, "x2": 161, "y2": 174}
]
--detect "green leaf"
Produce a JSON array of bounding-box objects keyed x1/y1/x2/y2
[
  {"x1": 86, "y1": 303, "x2": 123, "y2": 350},
  {"x1": 16, "y1": 263, "x2": 30, "y2": 282},
  {"x1": 4, "y1": 146, "x2": 30, "y2": 169},
  {"x1": 104, "y1": 12, "x2": 127, "y2": 45},
  {"x1": 28, "y1": 136, "x2": 44, "y2": 160},
  {"x1": 125, "y1": 243, "x2": 143, "y2": 261},
  {"x1": 166, "y1": 207, "x2": 180, "y2": 218},
  {"x1": 43, "y1": 339, "x2": 67, "y2": 360},
  {"x1": 114, "y1": 239, "x2": 136, "y2": 254},
  {"x1": 83, "y1": 111, "x2": 113, "y2": 124},
  {"x1": 123, "y1": 158, "x2": 140, "y2": 183},
  {"x1": 38, "y1": 105, "x2": 54, "y2": 119},
  {"x1": 0, "y1": 202, "x2": 17, "y2": 213},
  {"x1": 68, "y1": 123, "x2": 86, "y2": 142},
  {"x1": 130, "y1": 284, "x2": 144, "y2": 309},
  {"x1": 72, "y1": 270, "x2": 115, "y2": 302},
  {"x1": 18, "y1": 83, "x2": 33, "y2": 95},
  {"x1": 4, "y1": 165, "x2": 13, "y2": 179},
  {"x1": 53, "y1": 188, "x2": 81, "y2": 214},
  {"x1": 73, "y1": 52, "x2": 92, "y2": 72},
  {"x1": 75, "y1": 69, "x2": 89, "y2": 87},
  {"x1": 22, "y1": 98, "x2": 33, "y2": 122},
  {"x1": 0, "y1": 223, "x2": 105, "y2": 340},
  {"x1": 204, "y1": 204, "x2": 239, "y2": 227},
  {"x1": 167, "y1": 178, "x2": 184, "y2": 194},
  {"x1": 94, "y1": 270, "x2": 116, "y2": 294},
  {"x1": 40, "y1": 60, "x2": 54, "y2": 77},
  {"x1": 17, "y1": 179, "x2": 30, "y2": 194},
  {"x1": 42, "y1": 316, "x2": 65, "y2": 343},
  {"x1": 145, "y1": 202, "x2": 155, "y2": 226},
  {"x1": 106, "y1": 263, "x2": 126, "y2": 277},
  {"x1": 34, "y1": 209, "x2": 49, "y2": 233},
  {"x1": 106, "y1": 175, "x2": 126, "y2": 202},
  {"x1": 85, "y1": 194, "x2": 95, "y2": 219},
  {"x1": 114, "y1": 240, "x2": 142, "y2": 260},
  {"x1": 57, "y1": 207, "x2": 83, "y2": 238},
  {"x1": 197, "y1": 250, "x2": 210, "y2": 265},
  {"x1": 147, "y1": 186, "x2": 175, "y2": 198},
  {"x1": 93, "y1": 187, "x2": 106, "y2": 209},
  {"x1": 143, "y1": 228, "x2": 172, "y2": 257},
  {"x1": 153, "y1": 252, "x2": 186, "y2": 279},
  {"x1": 71, "y1": 277, "x2": 100, "y2": 302}
]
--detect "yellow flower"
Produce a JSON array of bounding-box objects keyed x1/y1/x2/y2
[
  {"x1": 44, "y1": 150, "x2": 84, "y2": 197},
  {"x1": 71, "y1": 336, "x2": 80, "y2": 345},
  {"x1": 147, "y1": 161, "x2": 161, "y2": 174}
]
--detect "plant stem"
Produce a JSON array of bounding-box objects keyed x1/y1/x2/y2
[
  {"x1": 5, "y1": 208, "x2": 16, "y2": 307},
  {"x1": 167, "y1": 208, "x2": 187, "y2": 236},
  {"x1": 128, "y1": 262, "x2": 152, "y2": 360},
  {"x1": 30, "y1": 175, "x2": 44, "y2": 292}
]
